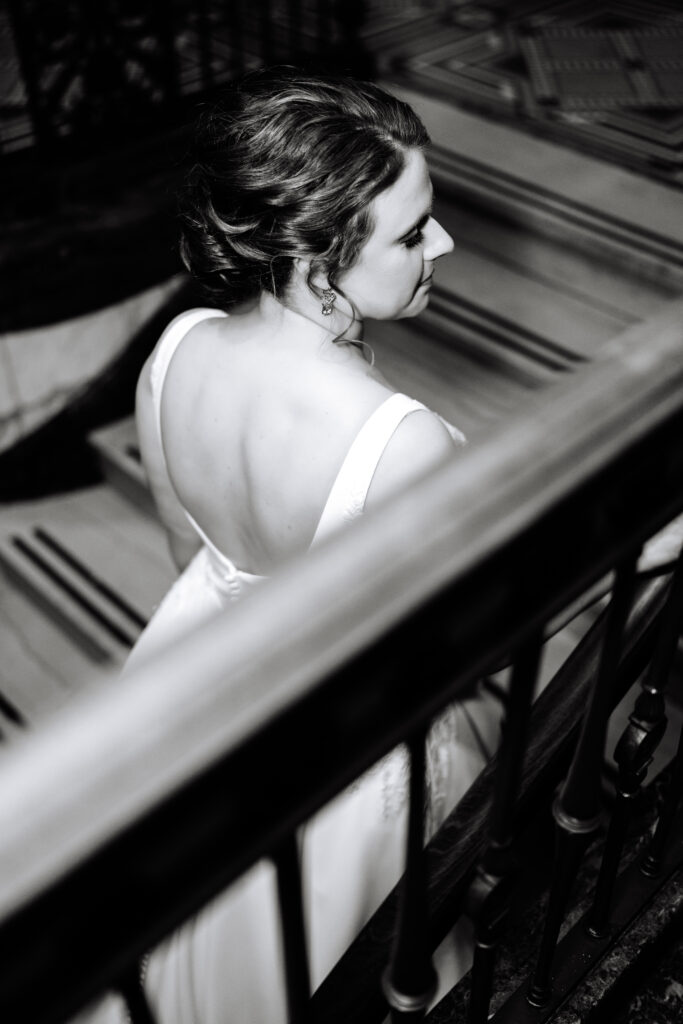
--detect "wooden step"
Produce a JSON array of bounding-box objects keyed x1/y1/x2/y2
[
  {"x1": 421, "y1": 189, "x2": 679, "y2": 386},
  {"x1": 0, "y1": 571, "x2": 111, "y2": 730},
  {"x1": 394, "y1": 84, "x2": 683, "y2": 291},
  {"x1": 88, "y1": 417, "x2": 155, "y2": 516},
  {"x1": 0, "y1": 526, "x2": 147, "y2": 664},
  {"x1": 0, "y1": 484, "x2": 177, "y2": 729}
]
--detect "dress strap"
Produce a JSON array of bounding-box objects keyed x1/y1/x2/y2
[
  {"x1": 310, "y1": 393, "x2": 465, "y2": 546},
  {"x1": 150, "y1": 308, "x2": 228, "y2": 439},
  {"x1": 148, "y1": 307, "x2": 259, "y2": 579}
]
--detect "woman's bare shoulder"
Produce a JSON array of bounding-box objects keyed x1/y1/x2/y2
[{"x1": 364, "y1": 408, "x2": 459, "y2": 512}]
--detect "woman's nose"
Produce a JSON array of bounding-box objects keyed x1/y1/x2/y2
[{"x1": 424, "y1": 217, "x2": 454, "y2": 261}]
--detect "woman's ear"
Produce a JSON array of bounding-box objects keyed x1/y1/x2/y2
[
  {"x1": 293, "y1": 256, "x2": 311, "y2": 279},
  {"x1": 295, "y1": 255, "x2": 329, "y2": 294}
]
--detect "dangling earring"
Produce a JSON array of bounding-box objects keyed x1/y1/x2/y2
[{"x1": 321, "y1": 288, "x2": 336, "y2": 316}]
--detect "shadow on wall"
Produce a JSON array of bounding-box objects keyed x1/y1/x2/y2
[{"x1": 0, "y1": 276, "x2": 203, "y2": 502}]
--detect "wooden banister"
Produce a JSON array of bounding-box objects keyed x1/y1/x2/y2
[{"x1": 0, "y1": 298, "x2": 681, "y2": 1022}]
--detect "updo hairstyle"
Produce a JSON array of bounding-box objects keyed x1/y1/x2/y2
[{"x1": 178, "y1": 67, "x2": 430, "y2": 309}]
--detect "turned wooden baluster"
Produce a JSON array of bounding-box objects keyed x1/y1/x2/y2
[
  {"x1": 466, "y1": 635, "x2": 543, "y2": 1024},
  {"x1": 383, "y1": 728, "x2": 437, "y2": 1023},
  {"x1": 528, "y1": 554, "x2": 638, "y2": 1007},
  {"x1": 589, "y1": 551, "x2": 683, "y2": 936},
  {"x1": 274, "y1": 833, "x2": 312, "y2": 1024},
  {"x1": 120, "y1": 964, "x2": 157, "y2": 1024},
  {"x1": 640, "y1": 552, "x2": 683, "y2": 879},
  {"x1": 642, "y1": 724, "x2": 683, "y2": 879}
]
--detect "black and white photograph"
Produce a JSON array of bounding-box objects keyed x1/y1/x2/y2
[{"x1": 0, "y1": 2, "x2": 682, "y2": 1022}]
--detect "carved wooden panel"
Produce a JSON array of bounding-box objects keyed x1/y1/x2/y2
[{"x1": 373, "y1": 0, "x2": 683, "y2": 185}]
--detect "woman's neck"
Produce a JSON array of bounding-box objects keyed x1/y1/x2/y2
[{"x1": 257, "y1": 289, "x2": 364, "y2": 347}]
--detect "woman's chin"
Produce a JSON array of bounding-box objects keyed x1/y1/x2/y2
[
  {"x1": 396, "y1": 293, "x2": 431, "y2": 320},
  {"x1": 364, "y1": 291, "x2": 431, "y2": 322}
]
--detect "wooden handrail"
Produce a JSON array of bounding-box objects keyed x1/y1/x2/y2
[{"x1": 0, "y1": 299, "x2": 681, "y2": 1018}]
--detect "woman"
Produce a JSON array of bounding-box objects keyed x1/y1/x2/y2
[{"x1": 116, "y1": 68, "x2": 500, "y2": 1023}]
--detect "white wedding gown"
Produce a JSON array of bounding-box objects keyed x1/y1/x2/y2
[{"x1": 79, "y1": 309, "x2": 503, "y2": 1024}]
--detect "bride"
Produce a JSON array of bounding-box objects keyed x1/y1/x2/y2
[{"x1": 91, "y1": 67, "x2": 501, "y2": 1023}]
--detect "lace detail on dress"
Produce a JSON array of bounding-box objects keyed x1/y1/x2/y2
[
  {"x1": 346, "y1": 703, "x2": 461, "y2": 830},
  {"x1": 424, "y1": 703, "x2": 461, "y2": 837},
  {"x1": 380, "y1": 745, "x2": 411, "y2": 821}
]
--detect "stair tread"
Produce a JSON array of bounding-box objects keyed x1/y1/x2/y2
[
  {"x1": 0, "y1": 585, "x2": 110, "y2": 729},
  {"x1": 0, "y1": 484, "x2": 176, "y2": 730},
  {"x1": 0, "y1": 533, "x2": 130, "y2": 662},
  {"x1": 392, "y1": 84, "x2": 683, "y2": 258}
]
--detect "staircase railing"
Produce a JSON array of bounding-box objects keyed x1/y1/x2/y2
[
  {"x1": 4, "y1": 0, "x2": 373, "y2": 155},
  {"x1": 0, "y1": 298, "x2": 680, "y2": 1023}
]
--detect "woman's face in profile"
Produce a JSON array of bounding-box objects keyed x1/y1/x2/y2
[{"x1": 338, "y1": 148, "x2": 454, "y2": 322}]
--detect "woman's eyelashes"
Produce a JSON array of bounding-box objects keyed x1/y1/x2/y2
[
  {"x1": 403, "y1": 229, "x2": 424, "y2": 249},
  {"x1": 402, "y1": 210, "x2": 432, "y2": 249}
]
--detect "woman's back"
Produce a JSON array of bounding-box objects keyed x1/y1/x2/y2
[{"x1": 139, "y1": 299, "x2": 459, "y2": 577}]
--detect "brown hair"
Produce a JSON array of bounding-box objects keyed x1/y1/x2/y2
[{"x1": 178, "y1": 66, "x2": 430, "y2": 308}]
